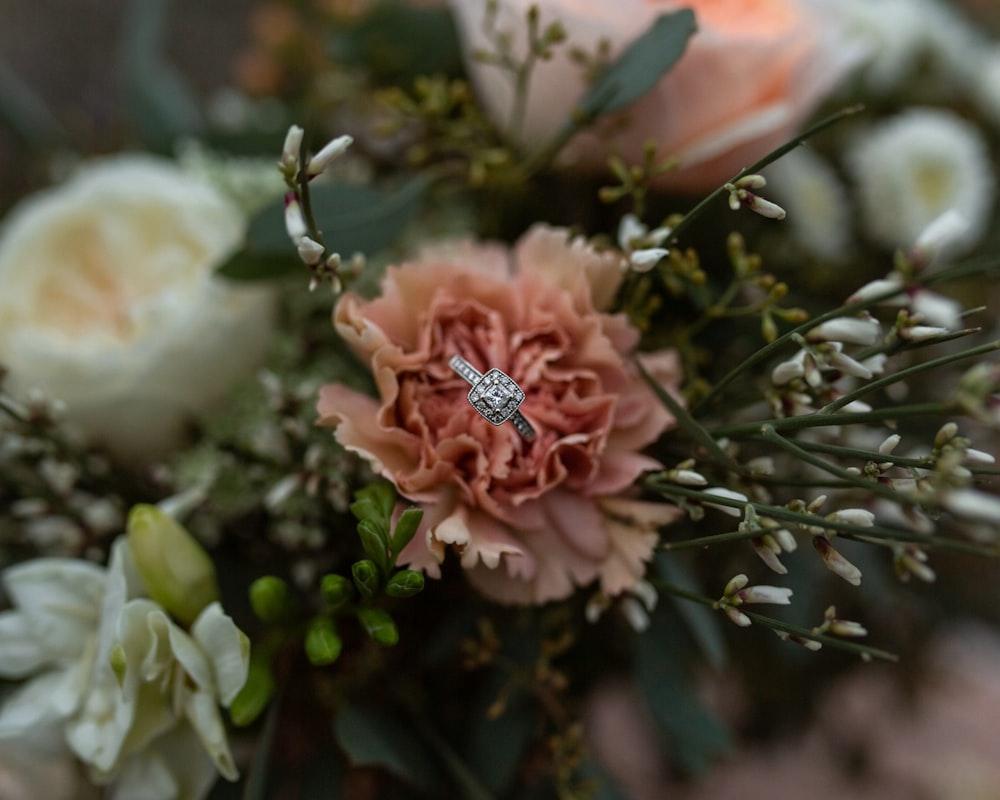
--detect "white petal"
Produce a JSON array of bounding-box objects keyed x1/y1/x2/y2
[
  {"x1": 1, "y1": 559, "x2": 105, "y2": 664},
  {"x1": 191, "y1": 604, "x2": 250, "y2": 707},
  {"x1": 0, "y1": 671, "x2": 69, "y2": 736},
  {"x1": 183, "y1": 690, "x2": 238, "y2": 781}
]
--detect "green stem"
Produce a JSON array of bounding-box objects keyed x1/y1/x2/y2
[
  {"x1": 666, "y1": 105, "x2": 864, "y2": 246},
  {"x1": 635, "y1": 356, "x2": 743, "y2": 473},
  {"x1": 646, "y1": 480, "x2": 996, "y2": 555},
  {"x1": 819, "y1": 339, "x2": 1000, "y2": 414},
  {"x1": 656, "y1": 583, "x2": 898, "y2": 662},
  {"x1": 710, "y1": 402, "x2": 953, "y2": 439}
]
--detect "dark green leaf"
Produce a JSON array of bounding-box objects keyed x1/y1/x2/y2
[
  {"x1": 217, "y1": 176, "x2": 430, "y2": 281},
  {"x1": 305, "y1": 618, "x2": 343, "y2": 666},
  {"x1": 334, "y1": 3, "x2": 464, "y2": 84},
  {"x1": 390, "y1": 507, "x2": 424, "y2": 559},
  {"x1": 351, "y1": 559, "x2": 381, "y2": 601},
  {"x1": 636, "y1": 611, "x2": 732, "y2": 776},
  {"x1": 466, "y1": 672, "x2": 534, "y2": 795},
  {"x1": 229, "y1": 654, "x2": 276, "y2": 727},
  {"x1": 358, "y1": 519, "x2": 390, "y2": 575},
  {"x1": 574, "y1": 10, "x2": 696, "y2": 122},
  {"x1": 656, "y1": 553, "x2": 728, "y2": 670},
  {"x1": 385, "y1": 569, "x2": 425, "y2": 599},
  {"x1": 321, "y1": 573, "x2": 356, "y2": 610},
  {"x1": 120, "y1": 0, "x2": 202, "y2": 151},
  {"x1": 356, "y1": 607, "x2": 399, "y2": 646},
  {"x1": 333, "y1": 701, "x2": 439, "y2": 793},
  {"x1": 241, "y1": 676, "x2": 284, "y2": 800},
  {"x1": 0, "y1": 59, "x2": 67, "y2": 149}
]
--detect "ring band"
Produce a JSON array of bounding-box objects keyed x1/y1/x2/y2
[{"x1": 449, "y1": 355, "x2": 536, "y2": 440}]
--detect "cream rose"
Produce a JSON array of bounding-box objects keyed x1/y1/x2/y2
[
  {"x1": 450, "y1": 0, "x2": 864, "y2": 192},
  {"x1": 0, "y1": 155, "x2": 274, "y2": 461}
]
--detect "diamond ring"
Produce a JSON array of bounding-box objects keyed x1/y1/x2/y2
[{"x1": 449, "y1": 355, "x2": 536, "y2": 440}]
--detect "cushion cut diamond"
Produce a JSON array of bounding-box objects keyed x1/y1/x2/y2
[{"x1": 468, "y1": 368, "x2": 525, "y2": 425}]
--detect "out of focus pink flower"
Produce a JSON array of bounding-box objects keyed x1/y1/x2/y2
[
  {"x1": 318, "y1": 225, "x2": 682, "y2": 603},
  {"x1": 449, "y1": 0, "x2": 864, "y2": 192}
]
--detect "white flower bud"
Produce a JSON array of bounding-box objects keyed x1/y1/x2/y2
[
  {"x1": 806, "y1": 315, "x2": 881, "y2": 345},
  {"x1": 297, "y1": 235, "x2": 325, "y2": 266},
  {"x1": 813, "y1": 536, "x2": 862, "y2": 585},
  {"x1": 941, "y1": 488, "x2": 1000, "y2": 523},
  {"x1": 284, "y1": 193, "x2": 307, "y2": 243},
  {"x1": 280, "y1": 124, "x2": 304, "y2": 172},
  {"x1": 306, "y1": 134, "x2": 353, "y2": 177},
  {"x1": 704, "y1": 487, "x2": 748, "y2": 517},
  {"x1": 629, "y1": 247, "x2": 669, "y2": 271},
  {"x1": 737, "y1": 584, "x2": 793, "y2": 605},
  {"x1": 878, "y1": 434, "x2": 901, "y2": 455},
  {"x1": 829, "y1": 508, "x2": 875, "y2": 527},
  {"x1": 900, "y1": 324, "x2": 949, "y2": 342}
]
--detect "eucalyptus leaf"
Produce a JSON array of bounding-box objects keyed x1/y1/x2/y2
[
  {"x1": 636, "y1": 611, "x2": 732, "y2": 776},
  {"x1": 574, "y1": 10, "x2": 696, "y2": 123},
  {"x1": 0, "y1": 59, "x2": 67, "y2": 149},
  {"x1": 333, "y1": 701, "x2": 440, "y2": 794},
  {"x1": 656, "y1": 553, "x2": 728, "y2": 670},
  {"x1": 120, "y1": 0, "x2": 202, "y2": 151},
  {"x1": 217, "y1": 176, "x2": 430, "y2": 281}
]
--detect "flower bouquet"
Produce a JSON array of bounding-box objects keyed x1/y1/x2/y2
[{"x1": 2, "y1": 0, "x2": 1000, "y2": 797}]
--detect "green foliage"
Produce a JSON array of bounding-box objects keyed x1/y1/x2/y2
[
  {"x1": 249, "y1": 576, "x2": 296, "y2": 623},
  {"x1": 356, "y1": 607, "x2": 399, "y2": 646},
  {"x1": 216, "y1": 176, "x2": 431, "y2": 281},
  {"x1": 573, "y1": 10, "x2": 696, "y2": 123},
  {"x1": 306, "y1": 617, "x2": 344, "y2": 666},
  {"x1": 333, "y1": 1, "x2": 464, "y2": 84},
  {"x1": 385, "y1": 569, "x2": 425, "y2": 599},
  {"x1": 321, "y1": 574, "x2": 355, "y2": 610},
  {"x1": 230, "y1": 651, "x2": 277, "y2": 727},
  {"x1": 120, "y1": 0, "x2": 202, "y2": 151},
  {"x1": 636, "y1": 610, "x2": 733, "y2": 775},
  {"x1": 351, "y1": 558, "x2": 381, "y2": 602},
  {"x1": 333, "y1": 702, "x2": 439, "y2": 794}
]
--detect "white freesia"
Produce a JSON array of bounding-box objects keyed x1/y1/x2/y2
[
  {"x1": 0, "y1": 538, "x2": 249, "y2": 800},
  {"x1": 0, "y1": 155, "x2": 274, "y2": 462}
]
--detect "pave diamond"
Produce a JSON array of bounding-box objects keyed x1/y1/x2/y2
[{"x1": 468, "y1": 368, "x2": 524, "y2": 425}]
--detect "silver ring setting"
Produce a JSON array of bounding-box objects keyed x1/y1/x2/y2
[{"x1": 449, "y1": 355, "x2": 536, "y2": 440}]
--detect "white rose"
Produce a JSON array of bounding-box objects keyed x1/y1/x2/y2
[{"x1": 0, "y1": 155, "x2": 275, "y2": 461}]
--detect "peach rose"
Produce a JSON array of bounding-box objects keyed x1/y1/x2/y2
[
  {"x1": 450, "y1": 0, "x2": 864, "y2": 192},
  {"x1": 318, "y1": 225, "x2": 682, "y2": 604}
]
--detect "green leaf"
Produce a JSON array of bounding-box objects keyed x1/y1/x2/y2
[
  {"x1": 0, "y1": 59, "x2": 67, "y2": 149},
  {"x1": 356, "y1": 607, "x2": 399, "y2": 646},
  {"x1": 229, "y1": 653, "x2": 276, "y2": 727},
  {"x1": 321, "y1": 573, "x2": 356, "y2": 610},
  {"x1": 335, "y1": 3, "x2": 464, "y2": 84},
  {"x1": 216, "y1": 176, "x2": 430, "y2": 281},
  {"x1": 333, "y1": 701, "x2": 439, "y2": 793},
  {"x1": 574, "y1": 10, "x2": 696, "y2": 122},
  {"x1": 351, "y1": 559, "x2": 381, "y2": 601},
  {"x1": 358, "y1": 520, "x2": 390, "y2": 575},
  {"x1": 120, "y1": 0, "x2": 202, "y2": 151},
  {"x1": 656, "y1": 554, "x2": 728, "y2": 670},
  {"x1": 241, "y1": 677, "x2": 284, "y2": 800},
  {"x1": 390, "y1": 507, "x2": 424, "y2": 559},
  {"x1": 305, "y1": 618, "x2": 344, "y2": 666},
  {"x1": 636, "y1": 611, "x2": 732, "y2": 776},
  {"x1": 385, "y1": 569, "x2": 425, "y2": 599}
]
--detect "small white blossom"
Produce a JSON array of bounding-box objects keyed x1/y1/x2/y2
[
  {"x1": 806, "y1": 315, "x2": 881, "y2": 346},
  {"x1": 284, "y1": 193, "x2": 307, "y2": 243},
  {"x1": 703, "y1": 487, "x2": 748, "y2": 517},
  {"x1": 829, "y1": 508, "x2": 875, "y2": 527},
  {"x1": 899, "y1": 324, "x2": 950, "y2": 342},
  {"x1": 941, "y1": 488, "x2": 1000, "y2": 524},
  {"x1": 306, "y1": 134, "x2": 353, "y2": 178},
  {"x1": 279, "y1": 124, "x2": 304, "y2": 173},
  {"x1": 911, "y1": 209, "x2": 971, "y2": 265},
  {"x1": 296, "y1": 235, "x2": 325, "y2": 266},
  {"x1": 813, "y1": 536, "x2": 862, "y2": 585}
]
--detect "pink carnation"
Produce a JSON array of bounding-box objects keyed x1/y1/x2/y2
[{"x1": 318, "y1": 225, "x2": 682, "y2": 604}]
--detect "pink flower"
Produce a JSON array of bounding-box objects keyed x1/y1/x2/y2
[
  {"x1": 317, "y1": 225, "x2": 682, "y2": 604},
  {"x1": 450, "y1": 0, "x2": 864, "y2": 193}
]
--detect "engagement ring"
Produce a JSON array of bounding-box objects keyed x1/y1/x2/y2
[{"x1": 449, "y1": 355, "x2": 536, "y2": 440}]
